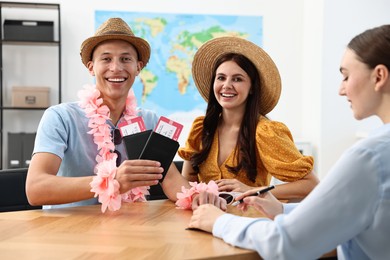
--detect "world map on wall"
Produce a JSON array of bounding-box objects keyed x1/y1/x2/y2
[{"x1": 96, "y1": 11, "x2": 263, "y2": 116}]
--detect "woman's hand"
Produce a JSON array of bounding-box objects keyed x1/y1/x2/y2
[
  {"x1": 235, "y1": 188, "x2": 283, "y2": 220},
  {"x1": 189, "y1": 204, "x2": 226, "y2": 233},
  {"x1": 191, "y1": 191, "x2": 227, "y2": 211},
  {"x1": 215, "y1": 178, "x2": 253, "y2": 192}
]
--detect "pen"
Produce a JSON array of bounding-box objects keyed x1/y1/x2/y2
[{"x1": 232, "y1": 185, "x2": 275, "y2": 206}]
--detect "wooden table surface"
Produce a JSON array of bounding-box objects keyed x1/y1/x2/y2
[{"x1": 0, "y1": 200, "x2": 261, "y2": 260}]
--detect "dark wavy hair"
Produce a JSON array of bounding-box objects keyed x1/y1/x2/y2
[
  {"x1": 348, "y1": 24, "x2": 390, "y2": 70},
  {"x1": 191, "y1": 53, "x2": 263, "y2": 183}
]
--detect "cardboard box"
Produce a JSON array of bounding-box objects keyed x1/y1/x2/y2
[
  {"x1": 12, "y1": 86, "x2": 50, "y2": 108},
  {"x1": 4, "y1": 19, "x2": 54, "y2": 42}
]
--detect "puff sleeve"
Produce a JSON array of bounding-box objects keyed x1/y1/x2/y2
[
  {"x1": 178, "y1": 116, "x2": 204, "y2": 161},
  {"x1": 256, "y1": 119, "x2": 314, "y2": 182}
]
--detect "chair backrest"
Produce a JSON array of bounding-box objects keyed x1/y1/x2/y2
[
  {"x1": 0, "y1": 168, "x2": 42, "y2": 212},
  {"x1": 148, "y1": 160, "x2": 183, "y2": 200}
]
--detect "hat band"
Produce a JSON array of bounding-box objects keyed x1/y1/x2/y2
[{"x1": 100, "y1": 30, "x2": 134, "y2": 36}]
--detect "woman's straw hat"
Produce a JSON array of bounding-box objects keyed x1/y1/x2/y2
[
  {"x1": 192, "y1": 37, "x2": 281, "y2": 115},
  {"x1": 80, "y1": 18, "x2": 150, "y2": 68}
]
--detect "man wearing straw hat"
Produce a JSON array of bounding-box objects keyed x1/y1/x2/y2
[{"x1": 26, "y1": 18, "x2": 226, "y2": 212}]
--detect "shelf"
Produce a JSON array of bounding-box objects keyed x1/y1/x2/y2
[
  {"x1": 0, "y1": 2, "x2": 59, "y2": 10},
  {"x1": 1, "y1": 106, "x2": 48, "y2": 110},
  {"x1": 0, "y1": 1, "x2": 61, "y2": 169},
  {"x1": 1, "y1": 40, "x2": 60, "y2": 46}
]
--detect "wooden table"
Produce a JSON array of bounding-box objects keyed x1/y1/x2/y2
[{"x1": 0, "y1": 200, "x2": 260, "y2": 259}]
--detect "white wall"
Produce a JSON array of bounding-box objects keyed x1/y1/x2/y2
[
  {"x1": 3, "y1": 0, "x2": 390, "y2": 178},
  {"x1": 318, "y1": 0, "x2": 389, "y2": 178},
  {"x1": 300, "y1": 0, "x2": 324, "y2": 176}
]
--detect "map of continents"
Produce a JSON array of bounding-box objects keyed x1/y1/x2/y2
[{"x1": 95, "y1": 11, "x2": 263, "y2": 117}]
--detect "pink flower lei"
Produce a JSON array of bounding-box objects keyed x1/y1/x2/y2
[
  {"x1": 78, "y1": 84, "x2": 149, "y2": 213},
  {"x1": 175, "y1": 181, "x2": 219, "y2": 210}
]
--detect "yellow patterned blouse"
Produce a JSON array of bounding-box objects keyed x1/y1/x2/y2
[{"x1": 178, "y1": 116, "x2": 314, "y2": 187}]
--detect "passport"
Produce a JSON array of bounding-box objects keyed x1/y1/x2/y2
[{"x1": 123, "y1": 129, "x2": 179, "y2": 182}]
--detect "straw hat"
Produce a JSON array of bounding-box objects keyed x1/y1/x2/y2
[
  {"x1": 192, "y1": 37, "x2": 281, "y2": 115},
  {"x1": 80, "y1": 18, "x2": 150, "y2": 68}
]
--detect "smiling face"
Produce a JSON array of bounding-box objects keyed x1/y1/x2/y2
[
  {"x1": 213, "y1": 60, "x2": 252, "y2": 113},
  {"x1": 87, "y1": 39, "x2": 142, "y2": 104},
  {"x1": 339, "y1": 48, "x2": 381, "y2": 121}
]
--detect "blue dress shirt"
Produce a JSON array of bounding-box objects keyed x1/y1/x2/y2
[{"x1": 213, "y1": 123, "x2": 390, "y2": 260}]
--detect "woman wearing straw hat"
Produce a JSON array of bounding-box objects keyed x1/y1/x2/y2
[
  {"x1": 177, "y1": 37, "x2": 319, "y2": 204},
  {"x1": 189, "y1": 25, "x2": 390, "y2": 260},
  {"x1": 26, "y1": 18, "x2": 226, "y2": 213}
]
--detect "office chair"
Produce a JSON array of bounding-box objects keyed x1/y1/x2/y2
[{"x1": 0, "y1": 167, "x2": 42, "y2": 212}]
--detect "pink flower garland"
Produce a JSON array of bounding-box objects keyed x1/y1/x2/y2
[
  {"x1": 175, "y1": 181, "x2": 219, "y2": 210},
  {"x1": 78, "y1": 84, "x2": 149, "y2": 213}
]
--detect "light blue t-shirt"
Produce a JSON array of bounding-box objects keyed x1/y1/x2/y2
[
  {"x1": 213, "y1": 123, "x2": 390, "y2": 260},
  {"x1": 33, "y1": 102, "x2": 158, "y2": 208}
]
